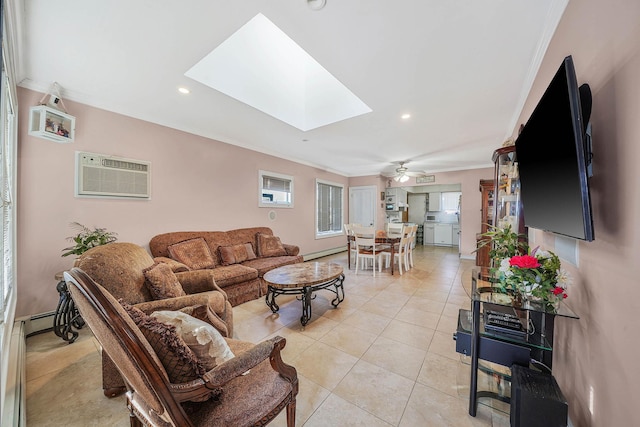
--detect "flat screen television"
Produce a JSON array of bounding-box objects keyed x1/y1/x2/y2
[{"x1": 515, "y1": 55, "x2": 594, "y2": 241}]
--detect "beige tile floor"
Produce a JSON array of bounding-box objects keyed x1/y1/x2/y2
[{"x1": 26, "y1": 245, "x2": 510, "y2": 426}]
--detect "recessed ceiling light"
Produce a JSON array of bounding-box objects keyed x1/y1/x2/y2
[
  {"x1": 401, "y1": 113, "x2": 411, "y2": 120},
  {"x1": 307, "y1": 0, "x2": 327, "y2": 11},
  {"x1": 178, "y1": 87, "x2": 190, "y2": 94}
]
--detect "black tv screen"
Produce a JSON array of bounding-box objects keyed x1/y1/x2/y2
[{"x1": 515, "y1": 55, "x2": 594, "y2": 241}]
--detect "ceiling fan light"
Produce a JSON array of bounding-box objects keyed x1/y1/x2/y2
[
  {"x1": 393, "y1": 175, "x2": 401, "y2": 182},
  {"x1": 399, "y1": 175, "x2": 410, "y2": 183}
]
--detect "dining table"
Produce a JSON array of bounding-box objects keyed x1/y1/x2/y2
[{"x1": 347, "y1": 232, "x2": 402, "y2": 275}]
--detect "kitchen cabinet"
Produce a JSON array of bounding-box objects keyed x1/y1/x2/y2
[
  {"x1": 428, "y1": 192, "x2": 441, "y2": 211},
  {"x1": 441, "y1": 192, "x2": 461, "y2": 211},
  {"x1": 424, "y1": 223, "x2": 435, "y2": 245},
  {"x1": 385, "y1": 187, "x2": 408, "y2": 208},
  {"x1": 434, "y1": 223, "x2": 452, "y2": 246},
  {"x1": 452, "y1": 225, "x2": 460, "y2": 246}
]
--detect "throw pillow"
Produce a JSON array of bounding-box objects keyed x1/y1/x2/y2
[
  {"x1": 218, "y1": 243, "x2": 257, "y2": 266},
  {"x1": 256, "y1": 233, "x2": 287, "y2": 257},
  {"x1": 168, "y1": 238, "x2": 216, "y2": 270},
  {"x1": 151, "y1": 310, "x2": 235, "y2": 371},
  {"x1": 142, "y1": 263, "x2": 186, "y2": 300},
  {"x1": 119, "y1": 301, "x2": 205, "y2": 383}
]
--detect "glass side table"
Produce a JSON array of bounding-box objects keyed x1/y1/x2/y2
[
  {"x1": 455, "y1": 269, "x2": 579, "y2": 416},
  {"x1": 53, "y1": 271, "x2": 85, "y2": 343}
]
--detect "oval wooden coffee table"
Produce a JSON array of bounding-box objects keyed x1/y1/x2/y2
[{"x1": 263, "y1": 262, "x2": 345, "y2": 326}]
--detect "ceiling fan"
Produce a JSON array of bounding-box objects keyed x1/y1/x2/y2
[{"x1": 386, "y1": 161, "x2": 424, "y2": 183}]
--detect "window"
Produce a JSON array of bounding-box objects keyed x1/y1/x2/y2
[
  {"x1": 1, "y1": 8, "x2": 19, "y2": 415},
  {"x1": 259, "y1": 170, "x2": 293, "y2": 208},
  {"x1": 316, "y1": 180, "x2": 344, "y2": 238}
]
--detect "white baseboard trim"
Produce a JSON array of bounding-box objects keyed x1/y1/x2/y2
[
  {"x1": 303, "y1": 246, "x2": 347, "y2": 261},
  {"x1": 2, "y1": 312, "x2": 56, "y2": 427},
  {"x1": 1, "y1": 319, "x2": 26, "y2": 427},
  {"x1": 460, "y1": 254, "x2": 476, "y2": 260}
]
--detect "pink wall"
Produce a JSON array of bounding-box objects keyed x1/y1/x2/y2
[
  {"x1": 16, "y1": 88, "x2": 348, "y2": 317},
  {"x1": 17, "y1": 85, "x2": 496, "y2": 318},
  {"x1": 513, "y1": 0, "x2": 640, "y2": 425}
]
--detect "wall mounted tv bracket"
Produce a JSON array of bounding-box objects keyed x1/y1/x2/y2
[{"x1": 580, "y1": 83, "x2": 593, "y2": 177}]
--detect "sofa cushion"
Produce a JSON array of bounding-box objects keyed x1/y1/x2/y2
[
  {"x1": 218, "y1": 243, "x2": 257, "y2": 266},
  {"x1": 168, "y1": 238, "x2": 216, "y2": 270},
  {"x1": 143, "y1": 263, "x2": 187, "y2": 300},
  {"x1": 209, "y1": 264, "x2": 259, "y2": 288},
  {"x1": 120, "y1": 302, "x2": 205, "y2": 383},
  {"x1": 151, "y1": 310, "x2": 235, "y2": 371},
  {"x1": 256, "y1": 234, "x2": 287, "y2": 257},
  {"x1": 242, "y1": 255, "x2": 304, "y2": 277}
]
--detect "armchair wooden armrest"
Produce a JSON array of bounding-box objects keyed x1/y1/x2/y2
[{"x1": 169, "y1": 336, "x2": 297, "y2": 403}]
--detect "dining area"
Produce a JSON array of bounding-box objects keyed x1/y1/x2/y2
[{"x1": 344, "y1": 223, "x2": 418, "y2": 276}]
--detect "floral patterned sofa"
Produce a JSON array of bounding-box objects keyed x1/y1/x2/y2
[{"x1": 149, "y1": 227, "x2": 303, "y2": 306}]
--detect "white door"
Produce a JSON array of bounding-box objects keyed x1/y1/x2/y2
[{"x1": 349, "y1": 186, "x2": 377, "y2": 227}]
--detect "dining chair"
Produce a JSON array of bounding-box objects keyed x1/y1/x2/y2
[
  {"x1": 343, "y1": 224, "x2": 358, "y2": 266},
  {"x1": 406, "y1": 224, "x2": 418, "y2": 268},
  {"x1": 352, "y1": 226, "x2": 384, "y2": 276},
  {"x1": 381, "y1": 226, "x2": 411, "y2": 275},
  {"x1": 385, "y1": 222, "x2": 404, "y2": 236}
]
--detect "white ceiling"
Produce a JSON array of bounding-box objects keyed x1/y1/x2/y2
[{"x1": 17, "y1": 0, "x2": 567, "y2": 178}]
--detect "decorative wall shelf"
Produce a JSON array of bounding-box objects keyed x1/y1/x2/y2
[{"x1": 28, "y1": 105, "x2": 75, "y2": 143}]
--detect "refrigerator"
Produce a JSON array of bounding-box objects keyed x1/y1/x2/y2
[{"x1": 408, "y1": 194, "x2": 427, "y2": 224}]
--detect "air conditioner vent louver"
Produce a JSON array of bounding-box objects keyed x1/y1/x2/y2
[
  {"x1": 102, "y1": 158, "x2": 148, "y2": 172},
  {"x1": 76, "y1": 152, "x2": 150, "y2": 199}
]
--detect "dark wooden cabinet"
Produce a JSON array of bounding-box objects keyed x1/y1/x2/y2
[
  {"x1": 476, "y1": 145, "x2": 527, "y2": 271},
  {"x1": 492, "y1": 146, "x2": 526, "y2": 238},
  {"x1": 476, "y1": 179, "x2": 494, "y2": 268}
]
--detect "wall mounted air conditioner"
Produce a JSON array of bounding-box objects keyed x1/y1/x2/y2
[{"x1": 75, "y1": 151, "x2": 150, "y2": 199}]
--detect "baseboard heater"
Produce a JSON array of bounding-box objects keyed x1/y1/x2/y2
[{"x1": 303, "y1": 246, "x2": 347, "y2": 261}]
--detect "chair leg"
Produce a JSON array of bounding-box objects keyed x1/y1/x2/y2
[
  {"x1": 372, "y1": 254, "x2": 376, "y2": 277},
  {"x1": 286, "y1": 399, "x2": 297, "y2": 427}
]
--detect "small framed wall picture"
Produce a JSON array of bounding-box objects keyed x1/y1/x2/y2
[
  {"x1": 380, "y1": 192, "x2": 385, "y2": 200},
  {"x1": 416, "y1": 175, "x2": 435, "y2": 184}
]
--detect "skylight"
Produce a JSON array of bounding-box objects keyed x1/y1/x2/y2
[{"x1": 185, "y1": 13, "x2": 371, "y2": 131}]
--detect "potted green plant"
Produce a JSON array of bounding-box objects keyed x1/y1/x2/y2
[
  {"x1": 475, "y1": 223, "x2": 528, "y2": 276},
  {"x1": 61, "y1": 222, "x2": 118, "y2": 258}
]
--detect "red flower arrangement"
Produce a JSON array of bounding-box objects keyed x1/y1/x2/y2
[
  {"x1": 496, "y1": 249, "x2": 570, "y2": 311},
  {"x1": 552, "y1": 286, "x2": 568, "y2": 299},
  {"x1": 509, "y1": 255, "x2": 541, "y2": 269}
]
